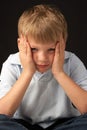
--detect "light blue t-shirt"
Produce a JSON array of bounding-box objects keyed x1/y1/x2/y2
[{"x1": 0, "y1": 51, "x2": 87, "y2": 128}]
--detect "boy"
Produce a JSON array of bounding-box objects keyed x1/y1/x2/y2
[{"x1": 0, "y1": 4, "x2": 87, "y2": 130}]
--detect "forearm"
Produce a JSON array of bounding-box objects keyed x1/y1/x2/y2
[
  {"x1": 55, "y1": 72, "x2": 87, "y2": 114},
  {"x1": 0, "y1": 70, "x2": 33, "y2": 116}
]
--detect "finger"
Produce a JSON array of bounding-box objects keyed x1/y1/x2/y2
[
  {"x1": 60, "y1": 38, "x2": 65, "y2": 51},
  {"x1": 26, "y1": 41, "x2": 32, "y2": 57},
  {"x1": 60, "y1": 38, "x2": 65, "y2": 59},
  {"x1": 18, "y1": 36, "x2": 26, "y2": 49},
  {"x1": 55, "y1": 42, "x2": 60, "y2": 57}
]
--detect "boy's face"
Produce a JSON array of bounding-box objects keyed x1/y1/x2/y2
[{"x1": 28, "y1": 37, "x2": 57, "y2": 73}]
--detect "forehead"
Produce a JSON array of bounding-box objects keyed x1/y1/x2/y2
[{"x1": 28, "y1": 37, "x2": 57, "y2": 47}]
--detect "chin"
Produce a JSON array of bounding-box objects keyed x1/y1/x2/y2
[
  {"x1": 38, "y1": 70, "x2": 46, "y2": 73},
  {"x1": 37, "y1": 68, "x2": 49, "y2": 73}
]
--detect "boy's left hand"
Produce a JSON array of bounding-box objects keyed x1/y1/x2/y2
[{"x1": 52, "y1": 38, "x2": 65, "y2": 78}]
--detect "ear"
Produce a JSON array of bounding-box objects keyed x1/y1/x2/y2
[
  {"x1": 17, "y1": 38, "x2": 20, "y2": 43},
  {"x1": 61, "y1": 37, "x2": 66, "y2": 50},
  {"x1": 17, "y1": 38, "x2": 20, "y2": 50},
  {"x1": 64, "y1": 40, "x2": 66, "y2": 50}
]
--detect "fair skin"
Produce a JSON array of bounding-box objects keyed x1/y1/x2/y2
[
  {"x1": 28, "y1": 37, "x2": 56, "y2": 73},
  {"x1": 0, "y1": 34, "x2": 87, "y2": 116}
]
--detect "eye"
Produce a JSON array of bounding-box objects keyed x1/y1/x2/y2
[
  {"x1": 31, "y1": 48, "x2": 38, "y2": 52},
  {"x1": 48, "y1": 48, "x2": 55, "y2": 52}
]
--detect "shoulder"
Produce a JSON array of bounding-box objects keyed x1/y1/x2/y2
[
  {"x1": 65, "y1": 51, "x2": 78, "y2": 59},
  {"x1": 1, "y1": 52, "x2": 22, "y2": 72},
  {"x1": 65, "y1": 50, "x2": 87, "y2": 74},
  {"x1": 65, "y1": 51, "x2": 87, "y2": 85},
  {"x1": 3, "y1": 52, "x2": 21, "y2": 66},
  {"x1": 0, "y1": 52, "x2": 22, "y2": 82},
  {"x1": 65, "y1": 51, "x2": 83, "y2": 64}
]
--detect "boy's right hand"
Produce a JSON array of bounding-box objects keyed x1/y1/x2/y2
[{"x1": 17, "y1": 35, "x2": 36, "y2": 76}]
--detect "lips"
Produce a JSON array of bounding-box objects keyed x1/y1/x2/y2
[
  {"x1": 36, "y1": 64, "x2": 50, "y2": 73},
  {"x1": 37, "y1": 64, "x2": 49, "y2": 68}
]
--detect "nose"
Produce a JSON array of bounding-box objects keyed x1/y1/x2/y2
[{"x1": 38, "y1": 52, "x2": 48, "y2": 63}]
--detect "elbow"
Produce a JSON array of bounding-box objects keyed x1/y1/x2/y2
[
  {"x1": 0, "y1": 109, "x2": 13, "y2": 117},
  {"x1": 78, "y1": 103, "x2": 87, "y2": 114},
  {"x1": 0, "y1": 101, "x2": 13, "y2": 117},
  {"x1": 0, "y1": 106, "x2": 12, "y2": 117}
]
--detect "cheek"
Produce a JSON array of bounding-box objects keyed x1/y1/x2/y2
[
  {"x1": 32, "y1": 53, "x2": 55, "y2": 64},
  {"x1": 32, "y1": 53, "x2": 36, "y2": 63},
  {"x1": 49, "y1": 54, "x2": 55, "y2": 64}
]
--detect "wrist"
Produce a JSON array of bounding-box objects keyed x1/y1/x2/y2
[
  {"x1": 22, "y1": 69, "x2": 35, "y2": 79},
  {"x1": 54, "y1": 71, "x2": 66, "y2": 81}
]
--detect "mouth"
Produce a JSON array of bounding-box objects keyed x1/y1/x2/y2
[
  {"x1": 36, "y1": 64, "x2": 50, "y2": 73},
  {"x1": 36, "y1": 64, "x2": 49, "y2": 68}
]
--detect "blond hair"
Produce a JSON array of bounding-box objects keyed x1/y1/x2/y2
[{"x1": 18, "y1": 4, "x2": 68, "y2": 43}]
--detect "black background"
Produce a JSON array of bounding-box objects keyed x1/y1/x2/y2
[{"x1": 0, "y1": 0, "x2": 87, "y2": 71}]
